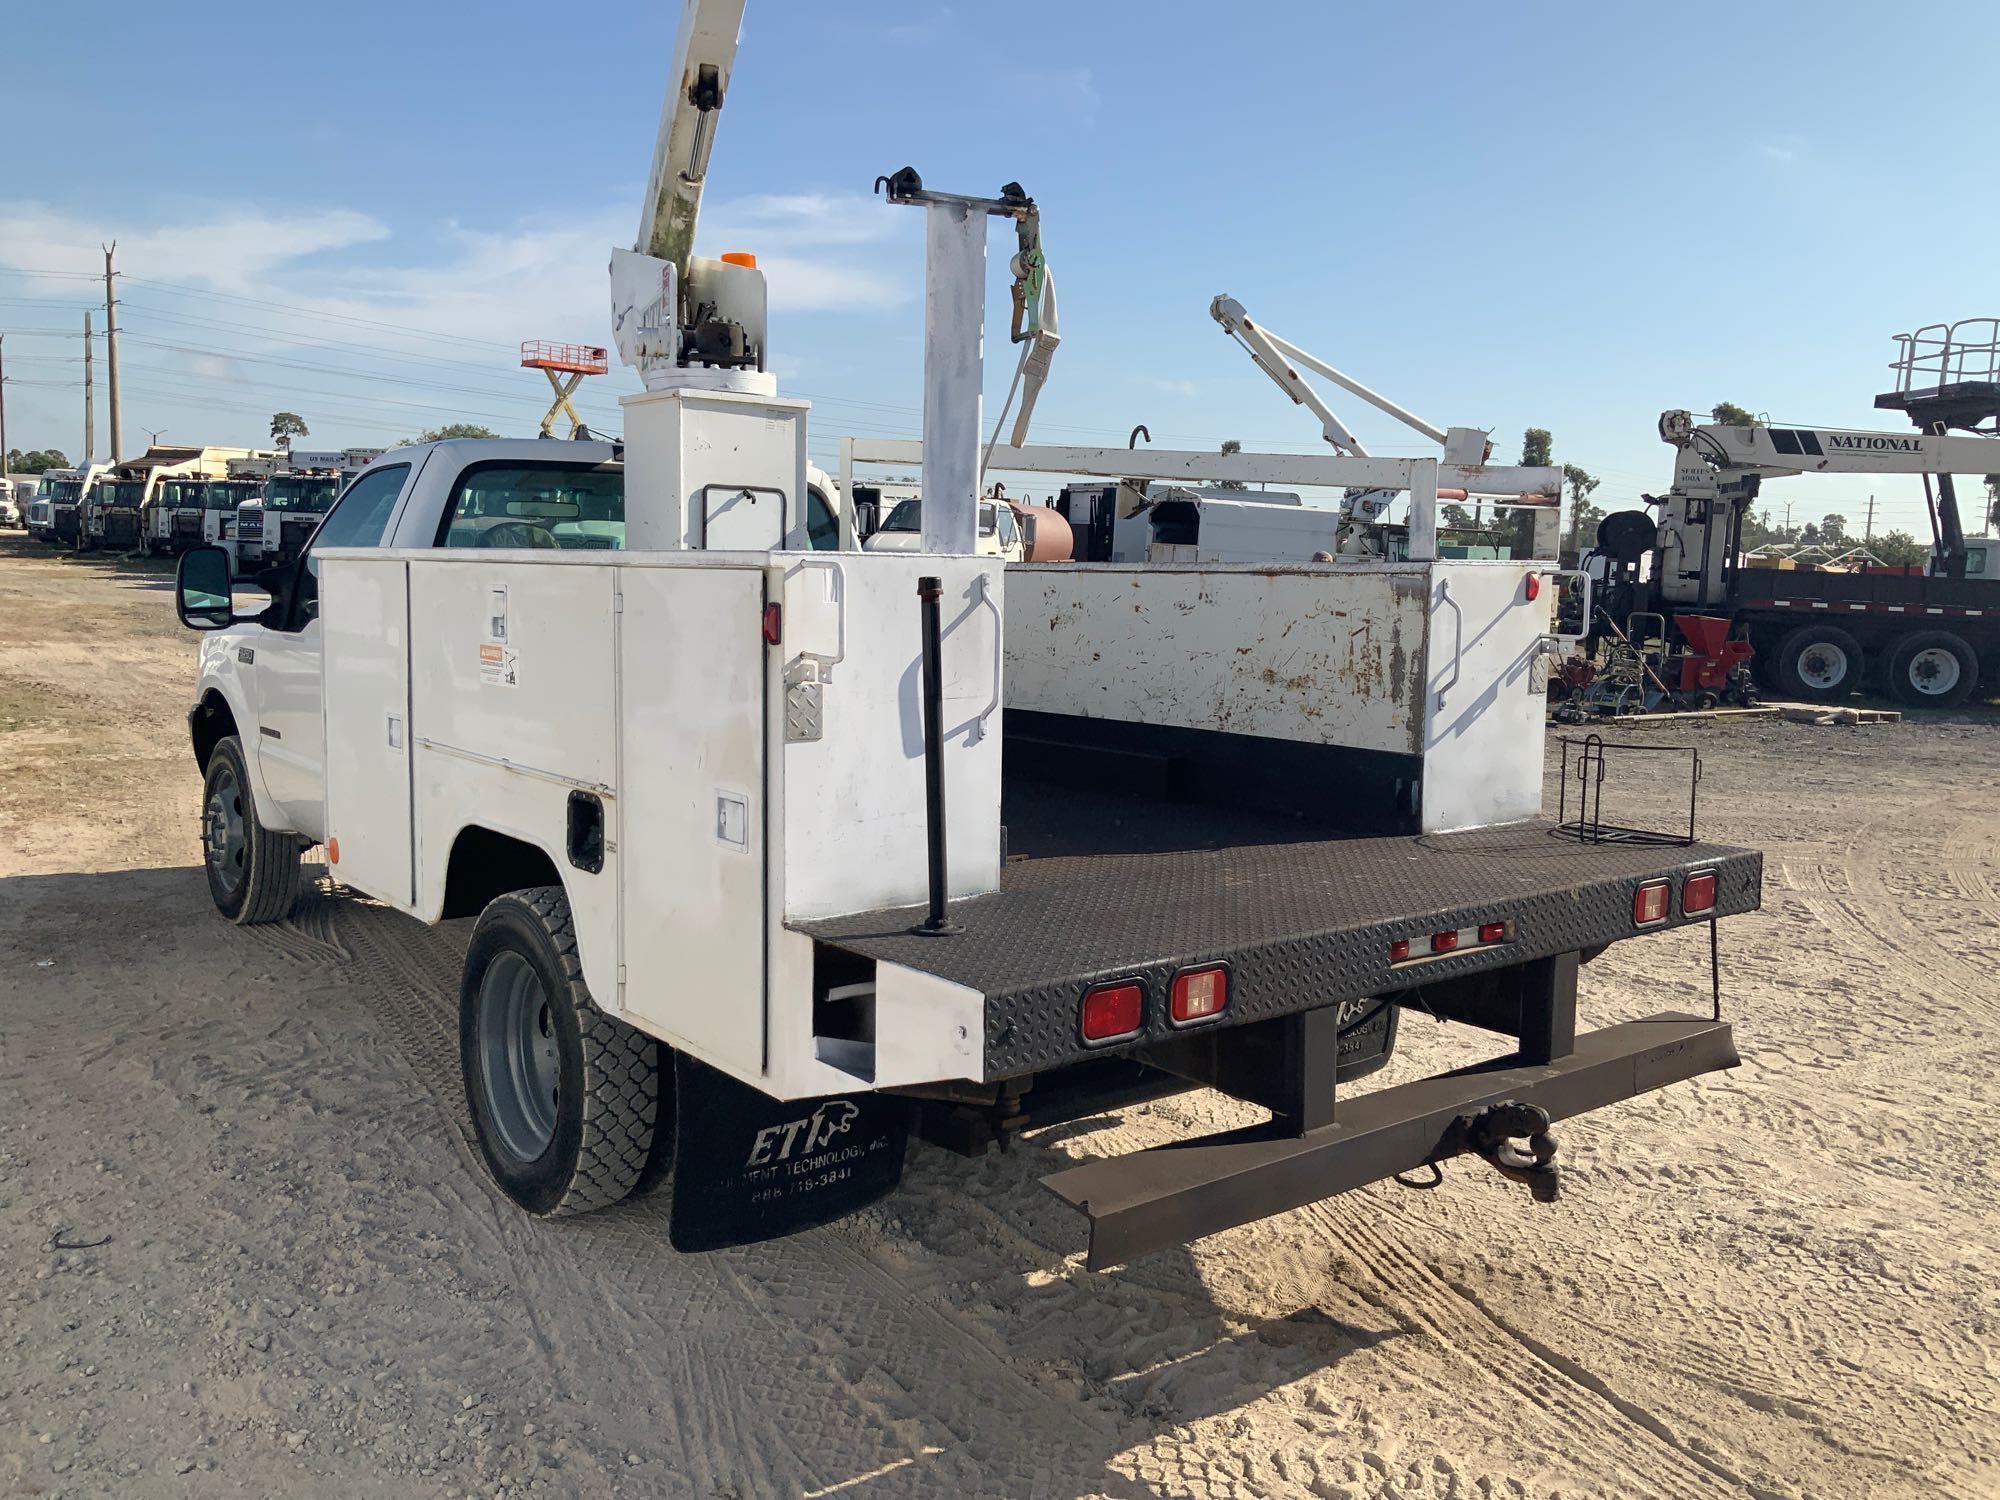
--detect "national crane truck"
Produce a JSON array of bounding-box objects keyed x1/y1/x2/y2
[
  {"x1": 1579, "y1": 324, "x2": 2000, "y2": 708},
  {"x1": 166, "y1": 0, "x2": 1761, "y2": 1268}
]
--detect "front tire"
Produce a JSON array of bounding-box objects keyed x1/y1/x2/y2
[
  {"x1": 1774, "y1": 623, "x2": 1864, "y2": 702},
  {"x1": 460, "y1": 887, "x2": 662, "y2": 1217},
  {"x1": 201, "y1": 735, "x2": 303, "y2": 923},
  {"x1": 1886, "y1": 629, "x2": 1978, "y2": 708}
]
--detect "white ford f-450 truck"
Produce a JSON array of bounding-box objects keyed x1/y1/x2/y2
[{"x1": 170, "y1": 0, "x2": 1762, "y2": 1269}]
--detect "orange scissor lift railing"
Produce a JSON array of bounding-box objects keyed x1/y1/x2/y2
[{"x1": 521, "y1": 340, "x2": 609, "y2": 438}]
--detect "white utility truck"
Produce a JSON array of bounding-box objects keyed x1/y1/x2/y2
[
  {"x1": 44, "y1": 463, "x2": 108, "y2": 549},
  {"x1": 173, "y1": 0, "x2": 1760, "y2": 1268}
]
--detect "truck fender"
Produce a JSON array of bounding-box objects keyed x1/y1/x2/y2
[{"x1": 188, "y1": 669, "x2": 288, "y2": 833}]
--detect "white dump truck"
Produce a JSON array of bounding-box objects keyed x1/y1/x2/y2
[{"x1": 171, "y1": 0, "x2": 1759, "y2": 1267}]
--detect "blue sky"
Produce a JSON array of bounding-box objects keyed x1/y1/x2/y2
[{"x1": 4, "y1": 0, "x2": 1995, "y2": 538}]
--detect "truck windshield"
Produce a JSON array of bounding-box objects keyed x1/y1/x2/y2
[
  {"x1": 40, "y1": 477, "x2": 82, "y2": 503},
  {"x1": 156, "y1": 481, "x2": 202, "y2": 508},
  {"x1": 268, "y1": 477, "x2": 340, "y2": 514},
  {"x1": 102, "y1": 481, "x2": 145, "y2": 508},
  {"x1": 877, "y1": 499, "x2": 995, "y2": 536},
  {"x1": 206, "y1": 483, "x2": 255, "y2": 512},
  {"x1": 441, "y1": 464, "x2": 625, "y2": 550}
]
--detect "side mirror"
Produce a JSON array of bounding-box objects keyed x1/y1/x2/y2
[{"x1": 175, "y1": 545, "x2": 236, "y2": 630}]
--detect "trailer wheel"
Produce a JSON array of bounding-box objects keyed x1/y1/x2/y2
[
  {"x1": 1885, "y1": 630, "x2": 1978, "y2": 708},
  {"x1": 201, "y1": 735, "x2": 304, "y2": 923},
  {"x1": 1774, "y1": 623, "x2": 1863, "y2": 701},
  {"x1": 460, "y1": 886, "x2": 662, "y2": 1217}
]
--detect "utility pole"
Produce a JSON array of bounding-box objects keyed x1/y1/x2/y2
[
  {"x1": 0, "y1": 334, "x2": 9, "y2": 474},
  {"x1": 83, "y1": 313, "x2": 95, "y2": 463},
  {"x1": 1864, "y1": 493, "x2": 1875, "y2": 542},
  {"x1": 103, "y1": 242, "x2": 122, "y2": 463}
]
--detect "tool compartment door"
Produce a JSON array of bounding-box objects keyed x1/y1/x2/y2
[
  {"x1": 617, "y1": 564, "x2": 768, "y2": 1074},
  {"x1": 321, "y1": 555, "x2": 414, "y2": 907}
]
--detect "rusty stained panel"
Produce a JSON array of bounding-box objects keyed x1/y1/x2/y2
[{"x1": 1003, "y1": 564, "x2": 1430, "y2": 756}]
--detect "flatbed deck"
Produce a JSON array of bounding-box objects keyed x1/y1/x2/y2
[{"x1": 798, "y1": 783, "x2": 1761, "y2": 1078}]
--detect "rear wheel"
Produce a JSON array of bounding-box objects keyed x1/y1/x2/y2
[
  {"x1": 460, "y1": 887, "x2": 663, "y2": 1217},
  {"x1": 1775, "y1": 623, "x2": 1864, "y2": 702},
  {"x1": 1886, "y1": 630, "x2": 1978, "y2": 708},
  {"x1": 201, "y1": 735, "x2": 303, "y2": 923}
]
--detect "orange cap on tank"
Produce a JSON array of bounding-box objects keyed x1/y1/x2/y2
[{"x1": 720, "y1": 251, "x2": 758, "y2": 268}]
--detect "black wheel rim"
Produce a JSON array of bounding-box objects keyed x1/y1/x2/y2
[
  {"x1": 476, "y1": 952, "x2": 562, "y2": 1162},
  {"x1": 204, "y1": 762, "x2": 248, "y2": 895}
]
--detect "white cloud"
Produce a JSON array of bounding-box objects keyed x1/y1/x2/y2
[
  {"x1": 0, "y1": 190, "x2": 913, "y2": 359},
  {"x1": 1758, "y1": 140, "x2": 1800, "y2": 165},
  {"x1": 1144, "y1": 376, "x2": 1200, "y2": 399},
  {"x1": 0, "y1": 200, "x2": 387, "y2": 294}
]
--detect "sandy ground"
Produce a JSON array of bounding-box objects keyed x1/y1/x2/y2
[{"x1": 1, "y1": 532, "x2": 1996, "y2": 1500}]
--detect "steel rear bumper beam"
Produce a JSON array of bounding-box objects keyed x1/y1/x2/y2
[{"x1": 1040, "y1": 1013, "x2": 1737, "y2": 1270}]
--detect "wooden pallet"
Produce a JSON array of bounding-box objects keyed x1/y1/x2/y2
[{"x1": 1768, "y1": 702, "x2": 1902, "y2": 725}]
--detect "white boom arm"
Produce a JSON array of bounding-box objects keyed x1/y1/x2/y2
[
  {"x1": 636, "y1": 0, "x2": 747, "y2": 279},
  {"x1": 1661, "y1": 409, "x2": 2000, "y2": 478}
]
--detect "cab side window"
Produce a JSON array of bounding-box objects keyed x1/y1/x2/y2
[
  {"x1": 805, "y1": 485, "x2": 839, "y2": 551},
  {"x1": 294, "y1": 464, "x2": 411, "y2": 625}
]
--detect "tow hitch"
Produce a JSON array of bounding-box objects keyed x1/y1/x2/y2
[{"x1": 1456, "y1": 1100, "x2": 1560, "y2": 1202}]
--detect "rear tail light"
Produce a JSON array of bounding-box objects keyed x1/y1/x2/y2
[
  {"x1": 1524, "y1": 573, "x2": 1542, "y2": 602},
  {"x1": 1682, "y1": 871, "x2": 1717, "y2": 915},
  {"x1": 761, "y1": 602, "x2": 783, "y2": 644},
  {"x1": 1080, "y1": 981, "x2": 1144, "y2": 1044},
  {"x1": 1478, "y1": 921, "x2": 1508, "y2": 944},
  {"x1": 1633, "y1": 881, "x2": 1670, "y2": 925},
  {"x1": 1389, "y1": 938, "x2": 1410, "y2": 962},
  {"x1": 1169, "y1": 966, "x2": 1229, "y2": 1025},
  {"x1": 1430, "y1": 930, "x2": 1459, "y2": 954}
]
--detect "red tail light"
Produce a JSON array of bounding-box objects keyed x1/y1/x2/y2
[
  {"x1": 1080, "y1": 981, "x2": 1144, "y2": 1044},
  {"x1": 1169, "y1": 966, "x2": 1229, "y2": 1024},
  {"x1": 761, "y1": 602, "x2": 783, "y2": 644},
  {"x1": 1524, "y1": 573, "x2": 1542, "y2": 602},
  {"x1": 1389, "y1": 938, "x2": 1410, "y2": 962},
  {"x1": 1430, "y1": 930, "x2": 1459, "y2": 954},
  {"x1": 1682, "y1": 871, "x2": 1717, "y2": 915},
  {"x1": 1479, "y1": 921, "x2": 1507, "y2": 944},
  {"x1": 1633, "y1": 881, "x2": 1670, "y2": 925}
]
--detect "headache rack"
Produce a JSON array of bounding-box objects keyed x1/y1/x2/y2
[{"x1": 1555, "y1": 735, "x2": 1700, "y2": 848}]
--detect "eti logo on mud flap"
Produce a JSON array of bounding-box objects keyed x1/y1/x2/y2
[{"x1": 747, "y1": 1100, "x2": 861, "y2": 1167}]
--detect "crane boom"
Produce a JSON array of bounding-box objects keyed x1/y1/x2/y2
[{"x1": 636, "y1": 0, "x2": 747, "y2": 280}]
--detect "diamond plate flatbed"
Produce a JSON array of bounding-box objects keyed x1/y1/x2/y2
[{"x1": 795, "y1": 785, "x2": 1761, "y2": 1080}]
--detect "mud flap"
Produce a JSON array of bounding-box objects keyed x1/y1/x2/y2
[{"x1": 668, "y1": 1053, "x2": 910, "y2": 1252}]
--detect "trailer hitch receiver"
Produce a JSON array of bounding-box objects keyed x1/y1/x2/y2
[{"x1": 1458, "y1": 1100, "x2": 1559, "y2": 1202}]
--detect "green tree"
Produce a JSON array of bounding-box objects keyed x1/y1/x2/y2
[
  {"x1": 1216, "y1": 437, "x2": 1246, "y2": 491},
  {"x1": 1520, "y1": 428, "x2": 1552, "y2": 467},
  {"x1": 1562, "y1": 463, "x2": 1602, "y2": 554},
  {"x1": 1710, "y1": 402, "x2": 1761, "y2": 428},
  {"x1": 6, "y1": 447, "x2": 70, "y2": 473},
  {"x1": 402, "y1": 423, "x2": 503, "y2": 445},
  {"x1": 1819, "y1": 513, "x2": 1850, "y2": 547},
  {"x1": 1985, "y1": 475, "x2": 1999, "y2": 535},
  {"x1": 1872, "y1": 530, "x2": 1928, "y2": 567},
  {"x1": 269, "y1": 411, "x2": 309, "y2": 449}
]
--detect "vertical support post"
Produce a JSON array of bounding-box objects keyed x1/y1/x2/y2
[
  {"x1": 910, "y1": 575, "x2": 960, "y2": 936},
  {"x1": 1517, "y1": 951, "x2": 1579, "y2": 1066},
  {"x1": 0, "y1": 334, "x2": 8, "y2": 473},
  {"x1": 1272, "y1": 1005, "x2": 1340, "y2": 1135},
  {"x1": 1406, "y1": 458, "x2": 1438, "y2": 561},
  {"x1": 82, "y1": 313, "x2": 94, "y2": 464},
  {"x1": 920, "y1": 202, "x2": 984, "y2": 556},
  {"x1": 837, "y1": 435, "x2": 856, "y2": 551},
  {"x1": 102, "y1": 243, "x2": 121, "y2": 464}
]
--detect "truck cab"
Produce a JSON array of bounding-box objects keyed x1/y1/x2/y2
[{"x1": 864, "y1": 497, "x2": 1025, "y2": 560}]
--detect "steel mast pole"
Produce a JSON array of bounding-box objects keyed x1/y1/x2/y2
[
  {"x1": 83, "y1": 313, "x2": 95, "y2": 464},
  {"x1": 103, "y1": 243, "x2": 121, "y2": 462}
]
